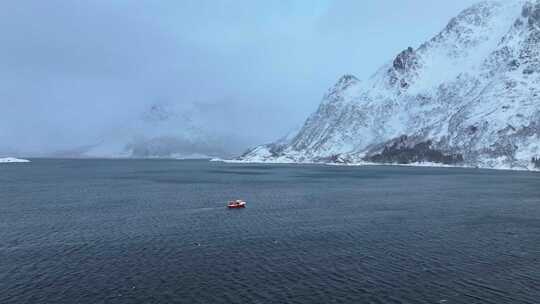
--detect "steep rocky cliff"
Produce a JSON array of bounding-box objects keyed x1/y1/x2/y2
[{"x1": 241, "y1": 0, "x2": 540, "y2": 170}]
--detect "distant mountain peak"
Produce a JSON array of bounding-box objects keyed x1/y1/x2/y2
[
  {"x1": 321, "y1": 74, "x2": 361, "y2": 106},
  {"x1": 333, "y1": 74, "x2": 359, "y2": 90}
]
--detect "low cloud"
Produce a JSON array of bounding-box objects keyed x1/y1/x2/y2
[{"x1": 0, "y1": 0, "x2": 480, "y2": 157}]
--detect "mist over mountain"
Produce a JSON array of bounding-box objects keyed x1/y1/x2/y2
[
  {"x1": 242, "y1": 0, "x2": 540, "y2": 170},
  {"x1": 39, "y1": 101, "x2": 256, "y2": 158},
  {"x1": 0, "y1": 0, "x2": 484, "y2": 159}
]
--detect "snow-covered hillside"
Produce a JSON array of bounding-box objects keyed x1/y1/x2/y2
[{"x1": 241, "y1": 0, "x2": 540, "y2": 170}]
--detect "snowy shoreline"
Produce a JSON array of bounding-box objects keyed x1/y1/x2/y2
[
  {"x1": 0, "y1": 157, "x2": 30, "y2": 163},
  {"x1": 212, "y1": 158, "x2": 539, "y2": 173}
]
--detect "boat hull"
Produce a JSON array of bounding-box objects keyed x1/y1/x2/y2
[{"x1": 227, "y1": 202, "x2": 246, "y2": 209}]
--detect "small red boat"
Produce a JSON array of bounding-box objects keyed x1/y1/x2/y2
[{"x1": 228, "y1": 200, "x2": 246, "y2": 209}]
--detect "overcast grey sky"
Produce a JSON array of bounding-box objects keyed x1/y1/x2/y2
[{"x1": 0, "y1": 0, "x2": 481, "y2": 156}]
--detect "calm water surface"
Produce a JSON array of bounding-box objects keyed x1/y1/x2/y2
[{"x1": 1, "y1": 159, "x2": 539, "y2": 304}]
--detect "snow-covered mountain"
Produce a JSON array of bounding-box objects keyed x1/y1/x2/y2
[
  {"x1": 241, "y1": 0, "x2": 540, "y2": 170},
  {"x1": 64, "y1": 102, "x2": 242, "y2": 159}
]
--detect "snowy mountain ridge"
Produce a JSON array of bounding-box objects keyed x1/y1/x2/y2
[{"x1": 240, "y1": 0, "x2": 540, "y2": 170}]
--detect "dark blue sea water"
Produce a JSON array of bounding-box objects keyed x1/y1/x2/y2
[{"x1": 1, "y1": 159, "x2": 539, "y2": 304}]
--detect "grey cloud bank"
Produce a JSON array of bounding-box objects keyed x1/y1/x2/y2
[{"x1": 0, "y1": 0, "x2": 479, "y2": 157}]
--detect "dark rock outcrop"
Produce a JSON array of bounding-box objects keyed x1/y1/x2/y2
[
  {"x1": 365, "y1": 136, "x2": 464, "y2": 165},
  {"x1": 393, "y1": 47, "x2": 418, "y2": 72},
  {"x1": 533, "y1": 157, "x2": 540, "y2": 168}
]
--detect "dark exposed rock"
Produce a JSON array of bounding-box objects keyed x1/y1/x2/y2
[
  {"x1": 509, "y1": 59, "x2": 520, "y2": 69},
  {"x1": 388, "y1": 47, "x2": 421, "y2": 90},
  {"x1": 336, "y1": 74, "x2": 359, "y2": 87},
  {"x1": 365, "y1": 136, "x2": 464, "y2": 165},
  {"x1": 522, "y1": 2, "x2": 533, "y2": 18},
  {"x1": 393, "y1": 47, "x2": 418, "y2": 72},
  {"x1": 467, "y1": 125, "x2": 479, "y2": 134},
  {"x1": 533, "y1": 157, "x2": 540, "y2": 168},
  {"x1": 523, "y1": 2, "x2": 540, "y2": 28},
  {"x1": 400, "y1": 79, "x2": 410, "y2": 89},
  {"x1": 268, "y1": 144, "x2": 286, "y2": 157}
]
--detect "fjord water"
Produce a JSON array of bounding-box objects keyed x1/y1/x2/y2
[{"x1": 1, "y1": 160, "x2": 539, "y2": 304}]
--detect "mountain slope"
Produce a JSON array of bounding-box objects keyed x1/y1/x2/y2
[
  {"x1": 241, "y1": 0, "x2": 540, "y2": 170},
  {"x1": 69, "y1": 103, "x2": 240, "y2": 159}
]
